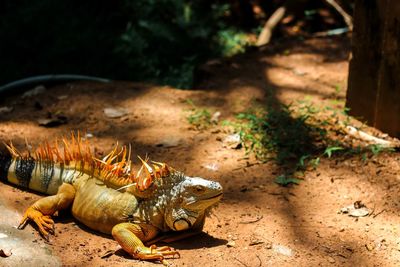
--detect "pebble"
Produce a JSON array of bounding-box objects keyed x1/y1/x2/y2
[
  {"x1": 272, "y1": 244, "x2": 293, "y2": 257},
  {"x1": 103, "y1": 107, "x2": 128, "y2": 118},
  {"x1": 227, "y1": 241, "x2": 236, "y2": 248}
]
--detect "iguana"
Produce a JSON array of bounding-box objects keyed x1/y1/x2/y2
[{"x1": 0, "y1": 133, "x2": 223, "y2": 263}]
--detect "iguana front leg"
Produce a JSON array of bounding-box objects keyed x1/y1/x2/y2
[
  {"x1": 112, "y1": 222, "x2": 180, "y2": 262},
  {"x1": 18, "y1": 183, "x2": 75, "y2": 240}
]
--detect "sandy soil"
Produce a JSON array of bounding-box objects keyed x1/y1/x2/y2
[{"x1": 1, "y1": 36, "x2": 400, "y2": 267}]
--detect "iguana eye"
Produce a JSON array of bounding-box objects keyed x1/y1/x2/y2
[{"x1": 194, "y1": 185, "x2": 205, "y2": 193}]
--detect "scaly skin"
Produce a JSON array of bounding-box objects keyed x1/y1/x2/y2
[{"x1": 0, "y1": 134, "x2": 223, "y2": 263}]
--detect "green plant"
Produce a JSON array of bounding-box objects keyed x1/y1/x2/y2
[
  {"x1": 323, "y1": 146, "x2": 344, "y2": 158},
  {"x1": 215, "y1": 29, "x2": 251, "y2": 57},
  {"x1": 368, "y1": 144, "x2": 394, "y2": 156},
  {"x1": 0, "y1": 1, "x2": 253, "y2": 89},
  {"x1": 275, "y1": 175, "x2": 301, "y2": 186},
  {"x1": 225, "y1": 98, "x2": 395, "y2": 184},
  {"x1": 185, "y1": 99, "x2": 214, "y2": 130}
]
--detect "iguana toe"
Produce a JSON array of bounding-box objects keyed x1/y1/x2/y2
[
  {"x1": 134, "y1": 245, "x2": 180, "y2": 261},
  {"x1": 18, "y1": 207, "x2": 55, "y2": 240}
]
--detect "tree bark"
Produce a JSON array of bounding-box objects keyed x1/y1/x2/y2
[{"x1": 346, "y1": 0, "x2": 400, "y2": 137}]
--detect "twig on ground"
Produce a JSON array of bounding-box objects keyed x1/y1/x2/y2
[
  {"x1": 342, "y1": 124, "x2": 398, "y2": 147},
  {"x1": 368, "y1": 204, "x2": 376, "y2": 217},
  {"x1": 234, "y1": 257, "x2": 250, "y2": 267},
  {"x1": 239, "y1": 215, "x2": 263, "y2": 224},
  {"x1": 324, "y1": 0, "x2": 353, "y2": 31},
  {"x1": 256, "y1": 6, "x2": 286, "y2": 46},
  {"x1": 372, "y1": 209, "x2": 386, "y2": 218},
  {"x1": 256, "y1": 254, "x2": 262, "y2": 267}
]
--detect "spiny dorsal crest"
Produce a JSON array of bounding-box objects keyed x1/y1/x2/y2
[{"x1": 4, "y1": 132, "x2": 174, "y2": 192}]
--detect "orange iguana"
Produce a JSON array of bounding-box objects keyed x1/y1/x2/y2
[{"x1": 0, "y1": 133, "x2": 223, "y2": 264}]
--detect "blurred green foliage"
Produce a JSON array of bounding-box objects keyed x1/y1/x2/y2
[{"x1": 0, "y1": 0, "x2": 250, "y2": 88}]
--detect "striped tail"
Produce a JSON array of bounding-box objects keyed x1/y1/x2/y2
[
  {"x1": 0, "y1": 144, "x2": 79, "y2": 195},
  {"x1": 0, "y1": 131, "x2": 175, "y2": 195}
]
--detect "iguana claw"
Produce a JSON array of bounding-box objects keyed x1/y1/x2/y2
[
  {"x1": 18, "y1": 207, "x2": 55, "y2": 240},
  {"x1": 134, "y1": 244, "x2": 180, "y2": 261}
]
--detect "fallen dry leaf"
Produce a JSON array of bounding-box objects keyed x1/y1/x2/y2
[
  {"x1": 38, "y1": 115, "x2": 68, "y2": 127},
  {"x1": 340, "y1": 201, "x2": 370, "y2": 217},
  {"x1": 0, "y1": 249, "x2": 12, "y2": 257},
  {"x1": 103, "y1": 107, "x2": 128, "y2": 118}
]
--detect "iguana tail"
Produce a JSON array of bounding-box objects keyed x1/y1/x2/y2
[
  {"x1": 0, "y1": 142, "x2": 80, "y2": 195},
  {"x1": 0, "y1": 133, "x2": 97, "y2": 195},
  {"x1": 0, "y1": 132, "x2": 174, "y2": 196}
]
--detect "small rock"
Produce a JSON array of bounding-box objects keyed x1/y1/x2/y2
[
  {"x1": 272, "y1": 244, "x2": 293, "y2": 257},
  {"x1": 365, "y1": 243, "x2": 375, "y2": 251},
  {"x1": 226, "y1": 240, "x2": 236, "y2": 248},
  {"x1": 202, "y1": 163, "x2": 219, "y2": 171},
  {"x1": 155, "y1": 136, "x2": 182, "y2": 148},
  {"x1": 222, "y1": 133, "x2": 242, "y2": 149},
  {"x1": 327, "y1": 256, "x2": 336, "y2": 263},
  {"x1": 103, "y1": 107, "x2": 128, "y2": 118},
  {"x1": 374, "y1": 237, "x2": 386, "y2": 250},
  {"x1": 0, "y1": 233, "x2": 8, "y2": 239},
  {"x1": 22, "y1": 85, "x2": 46, "y2": 98}
]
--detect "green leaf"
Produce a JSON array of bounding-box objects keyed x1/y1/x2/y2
[
  {"x1": 310, "y1": 157, "x2": 320, "y2": 169},
  {"x1": 323, "y1": 146, "x2": 344, "y2": 158},
  {"x1": 274, "y1": 175, "x2": 301, "y2": 186},
  {"x1": 298, "y1": 155, "x2": 309, "y2": 167}
]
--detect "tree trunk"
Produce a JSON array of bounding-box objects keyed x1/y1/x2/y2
[{"x1": 346, "y1": 0, "x2": 400, "y2": 137}]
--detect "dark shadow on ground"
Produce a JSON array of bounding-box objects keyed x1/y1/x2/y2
[{"x1": 195, "y1": 35, "x2": 379, "y2": 265}]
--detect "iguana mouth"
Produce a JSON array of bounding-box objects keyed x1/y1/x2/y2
[
  {"x1": 186, "y1": 193, "x2": 223, "y2": 207},
  {"x1": 206, "y1": 193, "x2": 223, "y2": 200}
]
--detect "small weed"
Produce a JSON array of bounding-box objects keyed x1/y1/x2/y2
[
  {"x1": 185, "y1": 99, "x2": 214, "y2": 130},
  {"x1": 309, "y1": 157, "x2": 320, "y2": 169},
  {"x1": 226, "y1": 103, "x2": 322, "y2": 166},
  {"x1": 225, "y1": 97, "x2": 395, "y2": 185},
  {"x1": 275, "y1": 175, "x2": 301, "y2": 186},
  {"x1": 216, "y1": 29, "x2": 252, "y2": 57},
  {"x1": 323, "y1": 146, "x2": 344, "y2": 158},
  {"x1": 369, "y1": 144, "x2": 395, "y2": 156}
]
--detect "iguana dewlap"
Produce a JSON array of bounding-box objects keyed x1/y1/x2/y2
[{"x1": 0, "y1": 133, "x2": 223, "y2": 263}]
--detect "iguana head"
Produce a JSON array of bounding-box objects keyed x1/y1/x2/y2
[{"x1": 165, "y1": 176, "x2": 223, "y2": 231}]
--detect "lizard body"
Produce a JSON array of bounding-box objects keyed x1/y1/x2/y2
[{"x1": 0, "y1": 133, "x2": 223, "y2": 263}]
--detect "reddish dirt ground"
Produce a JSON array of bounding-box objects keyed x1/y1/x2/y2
[{"x1": 1, "y1": 36, "x2": 400, "y2": 267}]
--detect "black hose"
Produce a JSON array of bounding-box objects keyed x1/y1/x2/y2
[{"x1": 0, "y1": 74, "x2": 111, "y2": 98}]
